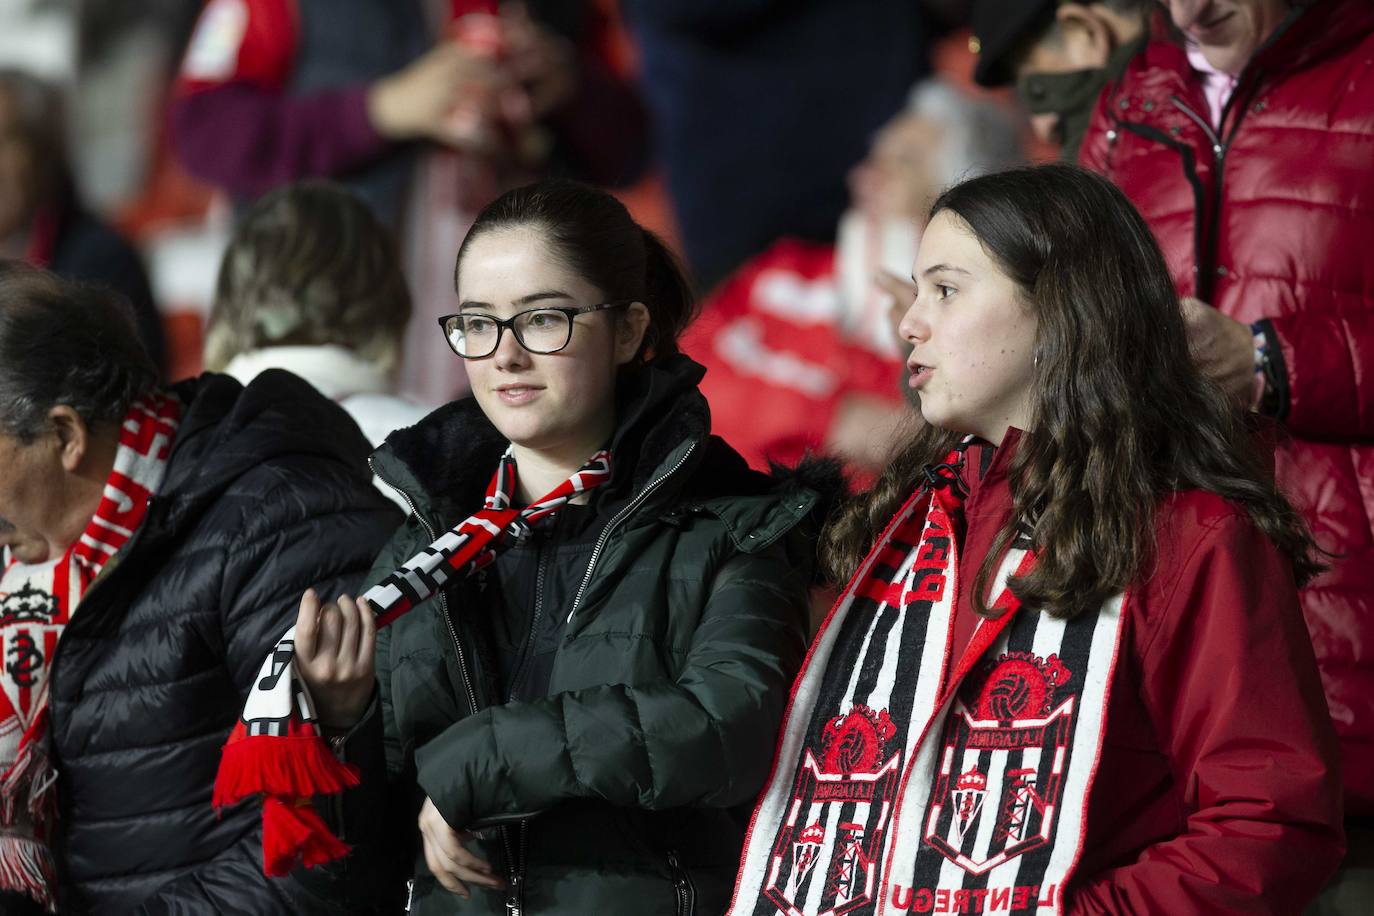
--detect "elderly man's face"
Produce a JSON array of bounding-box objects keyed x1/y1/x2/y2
[
  {"x1": 847, "y1": 113, "x2": 942, "y2": 221},
  {"x1": 1164, "y1": 0, "x2": 1290, "y2": 74},
  {"x1": 0, "y1": 424, "x2": 74, "y2": 562}
]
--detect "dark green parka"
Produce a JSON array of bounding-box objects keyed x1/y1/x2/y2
[{"x1": 330, "y1": 357, "x2": 818, "y2": 915}]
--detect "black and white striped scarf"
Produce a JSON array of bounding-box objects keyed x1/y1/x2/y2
[{"x1": 730, "y1": 449, "x2": 1126, "y2": 916}]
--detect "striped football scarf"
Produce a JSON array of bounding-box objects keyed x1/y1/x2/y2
[
  {"x1": 729, "y1": 445, "x2": 1126, "y2": 916},
  {"x1": 0, "y1": 394, "x2": 179, "y2": 913},
  {"x1": 214, "y1": 447, "x2": 612, "y2": 875}
]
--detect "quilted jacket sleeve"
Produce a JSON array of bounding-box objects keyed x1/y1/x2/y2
[
  {"x1": 413, "y1": 540, "x2": 810, "y2": 832},
  {"x1": 1067, "y1": 514, "x2": 1344, "y2": 915},
  {"x1": 1264, "y1": 312, "x2": 1374, "y2": 442},
  {"x1": 137, "y1": 463, "x2": 402, "y2": 914}
]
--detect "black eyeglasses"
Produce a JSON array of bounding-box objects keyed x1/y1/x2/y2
[{"x1": 438, "y1": 301, "x2": 632, "y2": 359}]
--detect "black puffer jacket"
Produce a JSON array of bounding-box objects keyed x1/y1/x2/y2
[{"x1": 46, "y1": 370, "x2": 400, "y2": 914}]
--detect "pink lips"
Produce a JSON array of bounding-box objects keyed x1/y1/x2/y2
[
  {"x1": 495, "y1": 385, "x2": 543, "y2": 405},
  {"x1": 907, "y1": 363, "x2": 935, "y2": 390}
]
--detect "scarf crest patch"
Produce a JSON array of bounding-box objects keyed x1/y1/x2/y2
[
  {"x1": 0, "y1": 394, "x2": 179, "y2": 912},
  {"x1": 214, "y1": 446, "x2": 613, "y2": 875},
  {"x1": 731, "y1": 448, "x2": 1126, "y2": 916}
]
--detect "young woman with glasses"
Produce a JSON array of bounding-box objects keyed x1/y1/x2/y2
[
  {"x1": 729, "y1": 165, "x2": 1343, "y2": 915},
  {"x1": 283, "y1": 179, "x2": 822, "y2": 914}
]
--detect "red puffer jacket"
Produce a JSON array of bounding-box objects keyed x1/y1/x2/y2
[
  {"x1": 1079, "y1": 0, "x2": 1374, "y2": 816},
  {"x1": 950, "y1": 436, "x2": 1344, "y2": 913}
]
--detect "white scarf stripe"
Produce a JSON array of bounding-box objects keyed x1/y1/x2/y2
[{"x1": 1039, "y1": 594, "x2": 1126, "y2": 889}]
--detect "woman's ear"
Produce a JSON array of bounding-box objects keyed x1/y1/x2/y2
[{"x1": 615, "y1": 302, "x2": 652, "y2": 365}]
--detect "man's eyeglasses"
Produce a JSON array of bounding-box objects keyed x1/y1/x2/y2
[{"x1": 438, "y1": 301, "x2": 632, "y2": 359}]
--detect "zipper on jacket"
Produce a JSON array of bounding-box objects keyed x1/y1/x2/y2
[
  {"x1": 566, "y1": 442, "x2": 698, "y2": 624},
  {"x1": 667, "y1": 849, "x2": 696, "y2": 916},
  {"x1": 1167, "y1": 95, "x2": 1230, "y2": 301},
  {"x1": 496, "y1": 540, "x2": 547, "y2": 911},
  {"x1": 507, "y1": 547, "x2": 551, "y2": 703},
  {"x1": 1169, "y1": 96, "x2": 1221, "y2": 155},
  {"x1": 368, "y1": 456, "x2": 479, "y2": 717},
  {"x1": 503, "y1": 821, "x2": 527, "y2": 915}
]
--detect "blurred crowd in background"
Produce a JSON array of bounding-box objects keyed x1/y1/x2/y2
[{"x1": 0, "y1": 0, "x2": 1045, "y2": 480}]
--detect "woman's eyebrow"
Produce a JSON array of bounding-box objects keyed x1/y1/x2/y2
[
  {"x1": 515, "y1": 290, "x2": 575, "y2": 305},
  {"x1": 921, "y1": 264, "x2": 972, "y2": 278},
  {"x1": 458, "y1": 290, "x2": 575, "y2": 311}
]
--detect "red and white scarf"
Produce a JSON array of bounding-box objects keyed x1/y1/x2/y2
[
  {"x1": 0, "y1": 395, "x2": 179, "y2": 912},
  {"x1": 729, "y1": 448, "x2": 1127, "y2": 916},
  {"x1": 214, "y1": 446, "x2": 613, "y2": 875}
]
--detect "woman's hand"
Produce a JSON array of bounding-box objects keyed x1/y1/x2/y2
[
  {"x1": 294, "y1": 589, "x2": 376, "y2": 729},
  {"x1": 419, "y1": 797, "x2": 505, "y2": 898}
]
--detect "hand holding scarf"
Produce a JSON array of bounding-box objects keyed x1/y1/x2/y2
[{"x1": 213, "y1": 447, "x2": 613, "y2": 875}]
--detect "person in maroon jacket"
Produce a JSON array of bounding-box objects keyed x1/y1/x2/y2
[
  {"x1": 1076, "y1": 1, "x2": 1374, "y2": 902},
  {"x1": 729, "y1": 164, "x2": 1342, "y2": 916}
]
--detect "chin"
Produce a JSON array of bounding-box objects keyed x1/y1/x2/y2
[
  {"x1": 917, "y1": 402, "x2": 955, "y2": 432},
  {"x1": 3, "y1": 535, "x2": 52, "y2": 564}
]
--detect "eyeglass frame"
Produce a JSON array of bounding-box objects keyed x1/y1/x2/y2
[{"x1": 437, "y1": 300, "x2": 634, "y2": 359}]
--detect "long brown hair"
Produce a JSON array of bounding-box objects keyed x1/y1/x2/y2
[{"x1": 823, "y1": 164, "x2": 1320, "y2": 617}]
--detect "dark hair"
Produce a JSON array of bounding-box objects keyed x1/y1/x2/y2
[
  {"x1": 206, "y1": 181, "x2": 411, "y2": 371},
  {"x1": 823, "y1": 164, "x2": 1320, "y2": 616},
  {"x1": 0, "y1": 260, "x2": 158, "y2": 441},
  {"x1": 454, "y1": 178, "x2": 696, "y2": 364}
]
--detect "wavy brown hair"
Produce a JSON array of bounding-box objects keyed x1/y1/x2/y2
[{"x1": 823, "y1": 164, "x2": 1320, "y2": 617}]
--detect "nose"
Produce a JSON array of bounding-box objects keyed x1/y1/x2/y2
[
  {"x1": 491, "y1": 323, "x2": 531, "y2": 371},
  {"x1": 896, "y1": 294, "x2": 929, "y2": 345}
]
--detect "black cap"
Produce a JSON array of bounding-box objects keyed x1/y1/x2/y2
[{"x1": 970, "y1": 0, "x2": 1058, "y2": 88}]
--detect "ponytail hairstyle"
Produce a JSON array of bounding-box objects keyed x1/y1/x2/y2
[
  {"x1": 454, "y1": 178, "x2": 696, "y2": 365},
  {"x1": 823, "y1": 164, "x2": 1321, "y2": 617}
]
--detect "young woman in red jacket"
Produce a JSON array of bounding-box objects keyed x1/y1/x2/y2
[{"x1": 729, "y1": 164, "x2": 1344, "y2": 916}]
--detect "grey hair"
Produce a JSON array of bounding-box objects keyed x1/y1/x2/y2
[
  {"x1": 205, "y1": 181, "x2": 412, "y2": 372},
  {"x1": 0, "y1": 261, "x2": 158, "y2": 441},
  {"x1": 907, "y1": 79, "x2": 1025, "y2": 192}
]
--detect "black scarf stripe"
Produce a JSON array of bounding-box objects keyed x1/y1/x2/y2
[{"x1": 988, "y1": 607, "x2": 1103, "y2": 899}]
